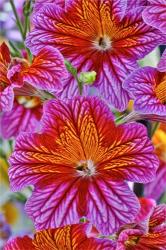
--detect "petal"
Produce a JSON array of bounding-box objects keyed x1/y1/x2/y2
[
  {"x1": 0, "y1": 101, "x2": 42, "y2": 139},
  {"x1": 126, "y1": 0, "x2": 148, "y2": 12},
  {"x1": 25, "y1": 177, "x2": 81, "y2": 230},
  {"x1": 0, "y1": 86, "x2": 14, "y2": 112},
  {"x1": 98, "y1": 122, "x2": 159, "y2": 183},
  {"x1": 5, "y1": 236, "x2": 33, "y2": 250},
  {"x1": 0, "y1": 42, "x2": 11, "y2": 64},
  {"x1": 34, "y1": 0, "x2": 65, "y2": 13},
  {"x1": 41, "y1": 97, "x2": 115, "y2": 161},
  {"x1": 142, "y1": 0, "x2": 166, "y2": 33},
  {"x1": 144, "y1": 160, "x2": 166, "y2": 200},
  {"x1": 7, "y1": 64, "x2": 23, "y2": 87},
  {"x1": 123, "y1": 67, "x2": 166, "y2": 116},
  {"x1": 95, "y1": 54, "x2": 134, "y2": 111},
  {"x1": 158, "y1": 49, "x2": 166, "y2": 72},
  {"x1": 135, "y1": 198, "x2": 156, "y2": 224},
  {"x1": 9, "y1": 133, "x2": 76, "y2": 191},
  {"x1": 114, "y1": 7, "x2": 166, "y2": 60},
  {"x1": 87, "y1": 178, "x2": 139, "y2": 235},
  {"x1": 23, "y1": 46, "x2": 68, "y2": 92},
  {"x1": 33, "y1": 224, "x2": 115, "y2": 249},
  {"x1": 137, "y1": 226, "x2": 166, "y2": 249},
  {"x1": 149, "y1": 204, "x2": 166, "y2": 230}
]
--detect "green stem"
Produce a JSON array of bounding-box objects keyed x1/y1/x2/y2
[
  {"x1": 76, "y1": 76, "x2": 83, "y2": 95},
  {"x1": 151, "y1": 122, "x2": 160, "y2": 137},
  {"x1": 10, "y1": 0, "x2": 25, "y2": 41},
  {"x1": 9, "y1": 41, "x2": 22, "y2": 57}
]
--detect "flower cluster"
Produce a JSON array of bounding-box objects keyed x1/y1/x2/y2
[{"x1": 0, "y1": 0, "x2": 166, "y2": 249}]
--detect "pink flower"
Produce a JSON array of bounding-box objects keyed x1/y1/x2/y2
[
  {"x1": 9, "y1": 96, "x2": 158, "y2": 235},
  {"x1": 26, "y1": 0, "x2": 165, "y2": 110}
]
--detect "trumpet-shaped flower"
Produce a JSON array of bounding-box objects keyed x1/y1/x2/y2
[
  {"x1": 9, "y1": 97, "x2": 158, "y2": 235},
  {"x1": 143, "y1": 0, "x2": 166, "y2": 33},
  {"x1": 0, "y1": 42, "x2": 67, "y2": 113},
  {"x1": 26, "y1": 0, "x2": 165, "y2": 111},
  {"x1": 5, "y1": 224, "x2": 114, "y2": 250},
  {"x1": 116, "y1": 201, "x2": 166, "y2": 249}
]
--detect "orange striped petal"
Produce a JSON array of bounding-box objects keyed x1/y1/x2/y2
[{"x1": 22, "y1": 46, "x2": 67, "y2": 91}]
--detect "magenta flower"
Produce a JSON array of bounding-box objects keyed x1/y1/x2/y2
[
  {"x1": 123, "y1": 66, "x2": 166, "y2": 116},
  {"x1": 0, "y1": 97, "x2": 42, "y2": 139},
  {"x1": 26, "y1": 0, "x2": 165, "y2": 111},
  {"x1": 9, "y1": 96, "x2": 158, "y2": 235},
  {"x1": 143, "y1": 0, "x2": 166, "y2": 33},
  {"x1": 8, "y1": 46, "x2": 68, "y2": 92},
  {"x1": 116, "y1": 201, "x2": 166, "y2": 249}
]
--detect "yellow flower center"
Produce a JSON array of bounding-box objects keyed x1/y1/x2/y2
[{"x1": 16, "y1": 96, "x2": 41, "y2": 109}]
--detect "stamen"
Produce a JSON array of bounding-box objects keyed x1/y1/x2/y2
[
  {"x1": 76, "y1": 160, "x2": 96, "y2": 177},
  {"x1": 93, "y1": 36, "x2": 112, "y2": 51}
]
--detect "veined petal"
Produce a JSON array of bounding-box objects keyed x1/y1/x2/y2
[
  {"x1": 142, "y1": 0, "x2": 166, "y2": 33},
  {"x1": 135, "y1": 198, "x2": 156, "y2": 224},
  {"x1": 0, "y1": 101, "x2": 42, "y2": 139},
  {"x1": 5, "y1": 224, "x2": 115, "y2": 249},
  {"x1": 87, "y1": 178, "x2": 139, "y2": 235},
  {"x1": 4, "y1": 236, "x2": 33, "y2": 250},
  {"x1": 144, "y1": 160, "x2": 166, "y2": 200},
  {"x1": 41, "y1": 97, "x2": 115, "y2": 162},
  {"x1": 123, "y1": 67, "x2": 166, "y2": 116},
  {"x1": 149, "y1": 204, "x2": 166, "y2": 230},
  {"x1": 0, "y1": 86, "x2": 14, "y2": 112},
  {"x1": 25, "y1": 177, "x2": 81, "y2": 230},
  {"x1": 126, "y1": 0, "x2": 148, "y2": 11},
  {"x1": 98, "y1": 122, "x2": 158, "y2": 183},
  {"x1": 23, "y1": 46, "x2": 67, "y2": 92},
  {"x1": 34, "y1": 0, "x2": 65, "y2": 13}
]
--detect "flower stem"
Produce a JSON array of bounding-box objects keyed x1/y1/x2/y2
[{"x1": 9, "y1": 0, "x2": 25, "y2": 41}]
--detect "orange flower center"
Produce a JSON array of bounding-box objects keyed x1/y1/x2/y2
[
  {"x1": 76, "y1": 160, "x2": 96, "y2": 177},
  {"x1": 155, "y1": 74, "x2": 166, "y2": 104},
  {"x1": 93, "y1": 36, "x2": 112, "y2": 51},
  {"x1": 16, "y1": 96, "x2": 41, "y2": 109}
]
